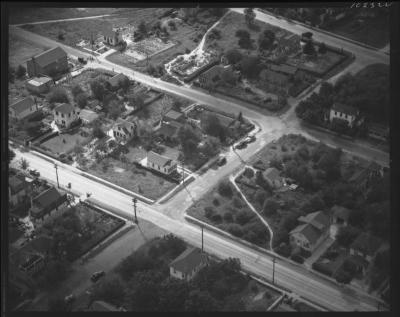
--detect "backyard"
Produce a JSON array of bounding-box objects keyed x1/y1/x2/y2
[{"x1": 41, "y1": 130, "x2": 92, "y2": 155}]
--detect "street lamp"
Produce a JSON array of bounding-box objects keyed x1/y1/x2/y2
[
  {"x1": 132, "y1": 198, "x2": 138, "y2": 224},
  {"x1": 54, "y1": 163, "x2": 60, "y2": 188}
]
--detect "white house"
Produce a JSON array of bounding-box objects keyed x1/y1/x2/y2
[
  {"x1": 53, "y1": 103, "x2": 79, "y2": 128},
  {"x1": 329, "y1": 103, "x2": 359, "y2": 128},
  {"x1": 9, "y1": 97, "x2": 39, "y2": 120},
  {"x1": 169, "y1": 247, "x2": 208, "y2": 281},
  {"x1": 146, "y1": 151, "x2": 177, "y2": 175},
  {"x1": 290, "y1": 211, "x2": 330, "y2": 253},
  {"x1": 110, "y1": 118, "x2": 136, "y2": 141}
]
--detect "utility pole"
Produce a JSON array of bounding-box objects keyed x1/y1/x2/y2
[
  {"x1": 54, "y1": 163, "x2": 60, "y2": 188},
  {"x1": 201, "y1": 226, "x2": 204, "y2": 252},
  {"x1": 272, "y1": 256, "x2": 276, "y2": 285},
  {"x1": 132, "y1": 198, "x2": 138, "y2": 224}
]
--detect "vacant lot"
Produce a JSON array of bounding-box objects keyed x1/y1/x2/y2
[
  {"x1": 187, "y1": 180, "x2": 271, "y2": 249},
  {"x1": 87, "y1": 156, "x2": 176, "y2": 200},
  {"x1": 41, "y1": 130, "x2": 91, "y2": 155}
]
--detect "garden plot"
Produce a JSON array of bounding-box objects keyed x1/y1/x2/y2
[
  {"x1": 288, "y1": 51, "x2": 345, "y2": 76},
  {"x1": 125, "y1": 37, "x2": 176, "y2": 61}
]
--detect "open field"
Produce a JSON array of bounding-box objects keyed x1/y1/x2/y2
[
  {"x1": 87, "y1": 156, "x2": 176, "y2": 200},
  {"x1": 321, "y1": 13, "x2": 390, "y2": 49},
  {"x1": 9, "y1": 32, "x2": 49, "y2": 68}
]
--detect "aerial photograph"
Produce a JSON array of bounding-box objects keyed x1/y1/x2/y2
[{"x1": 5, "y1": 2, "x2": 392, "y2": 312}]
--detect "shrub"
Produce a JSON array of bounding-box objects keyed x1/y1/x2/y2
[
  {"x1": 218, "y1": 181, "x2": 233, "y2": 198},
  {"x1": 75, "y1": 93, "x2": 88, "y2": 108},
  {"x1": 236, "y1": 210, "x2": 253, "y2": 225},
  {"x1": 211, "y1": 214, "x2": 222, "y2": 223},
  {"x1": 223, "y1": 212, "x2": 233, "y2": 223},
  {"x1": 235, "y1": 29, "x2": 250, "y2": 39},
  {"x1": 269, "y1": 157, "x2": 283, "y2": 170},
  {"x1": 204, "y1": 206, "x2": 216, "y2": 219},
  {"x1": 254, "y1": 189, "x2": 268, "y2": 206},
  {"x1": 227, "y1": 224, "x2": 243, "y2": 237},
  {"x1": 281, "y1": 144, "x2": 288, "y2": 152},
  {"x1": 296, "y1": 145, "x2": 310, "y2": 160},
  {"x1": 224, "y1": 49, "x2": 243, "y2": 65},
  {"x1": 232, "y1": 197, "x2": 243, "y2": 208},
  {"x1": 71, "y1": 84, "x2": 84, "y2": 97},
  {"x1": 16, "y1": 65, "x2": 26, "y2": 78},
  {"x1": 243, "y1": 167, "x2": 254, "y2": 179},
  {"x1": 93, "y1": 126, "x2": 106, "y2": 139},
  {"x1": 212, "y1": 198, "x2": 220, "y2": 206}
]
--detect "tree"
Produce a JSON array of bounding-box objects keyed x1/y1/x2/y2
[
  {"x1": 92, "y1": 125, "x2": 106, "y2": 139},
  {"x1": 108, "y1": 100, "x2": 124, "y2": 120},
  {"x1": 303, "y1": 40, "x2": 316, "y2": 55},
  {"x1": 118, "y1": 76, "x2": 130, "y2": 93},
  {"x1": 172, "y1": 99, "x2": 183, "y2": 111},
  {"x1": 258, "y1": 30, "x2": 275, "y2": 51},
  {"x1": 218, "y1": 181, "x2": 233, "y2": 198},
  {"x1": 244, "y1": 8, "x2": 256, "y2": 27},
  {"x1": 254, "y1": 189, "x2": 268, "y2": 206},
  {"x1": 201, "y1": 113, "x2": 227, "y2": 142},
  {"x1": 235, "y1": 29, "x2": 250, "y2": 39},
  {"x1": 9, "y1": 148, "x2": 16, "y2": 163},
  {"x1": 19, "y1": 158, "x2": 29, "y2": 170},
  {"x1": 75, "y1": 93, "x2": 88, "y2": 108},
  {"x1": 48, "y1": 87, "x2": 69, "y2": 104},
  {"x1": 184, "y1": 290, "x2": 219, "y2": 311},
  {"x1": 334, "y1": 268, "x2": 352, "y2": 284},
  {"x1": 263, "y1": 198, "x2": 279, "y2": 216},
  {"x1": 158, "y1": 278, "x2": 190, "y2": 311},
  {"x1": 177, "y1": 125, "x2": 201, "y2": 157},
  {"x1": 236, "y1": 210, "x2": 253, "y2": 225},
  {"x1": 71, "y1": 84, "x2": 84, "y2": 98},
  {"x1": 336, "y1": 226, "x2": 359, "y2": 247},
  {"x1": 238, "y1": 36, "x2": 252, "y2": 49},
  {"x1": 128, "y1": 93, "x2": 145, "y2": 110},
  {"x1": 224, "y1": 49, "x2": 243, "y2": 65},
  {"x1": 240, "y1": 56, "x2": 260, "y2": 79},
  {"x1": 318, "y1": 42, "x2": 327, "y2": 54},
  {"x1": 200, "y1": 136, "x2": 220, "y2": 159},
  {"x1": 15, "y1": 65, "x2": 26, "y2": 78},
  {"x1": 138, "y1": 20, "x2": 147, "y2": 36},
  {"x1": 90, "y1": 79, "x2": 106, "y2": 101}
]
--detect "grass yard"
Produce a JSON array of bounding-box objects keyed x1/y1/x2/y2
[
  {"x1": 88, "y1": 156, "x2": 176, "y2": 200},
  {"x1": 187, "y1": 180, "x2": 271, "y2": 249},
  {"x1": 41, "y1": 130, "x2": 91, "y2": 155},
  {"x1": 289, "y1": 50, "x2": 345, "y2": 76}
]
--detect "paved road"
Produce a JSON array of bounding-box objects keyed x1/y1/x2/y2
[{"x1": 11, "y1": 149, "x2": 385, "y2": 312}]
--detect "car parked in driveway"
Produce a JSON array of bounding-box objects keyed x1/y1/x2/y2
[
  {"x1": 234, "y1": 140, "x2": 247, "y2": 150},
  {"x1": 91, "y1": 271, "x2": 105, "y2": 282},
  {"x1": 217, "y1": 155, "x2": 227, "y2": 166},
  {"x1": 244, "y1": 135, "x2": 256, "y2": 144}
]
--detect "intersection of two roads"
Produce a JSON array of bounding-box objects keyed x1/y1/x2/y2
[{"x1": 9, "y1": 8, "x2": 390, "y2": 311}]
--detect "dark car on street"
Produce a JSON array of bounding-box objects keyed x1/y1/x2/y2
[
  {"x1": 234, "y1": 140, "x2": 247, "y2": 150},
  {"x1": 29, "y1": 169, "x2": 40, "y2": 177},
  {"x1": 217, "y1": 156, "x2": 227, "y2": 166},
  {"x1": 91, "y1": 271, "x2": 105, "y2": 282}
]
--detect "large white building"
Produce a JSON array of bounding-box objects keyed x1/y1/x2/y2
[
  {"x1": 329, "y1": 103, "x2": 359, "y2": 128},
  {"x1": 53, "y1": 103, "x2": 79, "y2": 128}
]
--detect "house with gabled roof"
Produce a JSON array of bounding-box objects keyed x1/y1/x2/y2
[
  {"x1": 30, "y1": 187, "x2": 68, "y2": 220},
  {"x1": 146, "y1": 151, "x2": 177, "y2": 175},
  {"x1": 107, "y1": 73, "x2": 129, "y2": 89},
  {"x1": 110, "y1": 117, "x2": 136, "y2": 142},
  {"x1": 26, "y1": 46, "x2": 68, "y2": 78},
  {"x1": 169, "y1": 247, "x2": 208, "y2": 281},
  {"x1": 9, "y1": 174, "x2": 30, "y2": 207},
  {"x1": 53, "y1": 103, "x2": 79, "y2": 128},
  {"x1": 26, "y1": 76, "x2": 53, "y2": 94},
  {"x1": 329, "y1": 103, "x2": 359, "y2": 128},
  {"x1": 290, "y1": 211, "x2": 330, "y2": 252},
  {"x1": 9, "y1": 97, "x2": 39, "y2": 120}
]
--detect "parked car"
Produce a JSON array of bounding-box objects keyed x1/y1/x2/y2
[
  {"x1": 217, "y1": 156, "x2": 227, "y2": 166},
  {"x1": 64, "y1": 294, "x2": 75, "y2": 304},
  {"x1": 28, "y1": 169, "x2": 40, "y2": 177},
  {"x1": 244, "y1": 135, "x2": 256, "y2": 144},
  {"x1": 91, "y1": 271, "x2": 105, "y2": 282},
  {"x1": 235, "y1": 140, "x2": 247, "y2": 150}
]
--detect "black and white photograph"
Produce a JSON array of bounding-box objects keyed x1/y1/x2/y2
[{"x1": 1, "y1": 1, "x2": 397, "y2": 313}]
